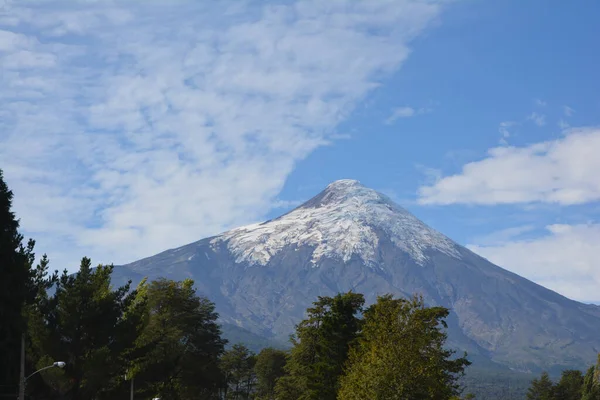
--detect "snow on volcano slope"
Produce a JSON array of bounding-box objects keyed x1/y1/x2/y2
[{"x1": 211, "y1": 179, "x2": 461, "y2": 267}]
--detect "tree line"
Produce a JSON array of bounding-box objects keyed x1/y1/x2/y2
[{"x1": 526, "y1": 358, "x2": 600, "y2": 400}]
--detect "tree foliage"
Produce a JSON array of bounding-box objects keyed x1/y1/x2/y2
[
  {"x1": 524, "y1": 361, "x2": 600, "y2": 400},
  {"x1": 221, "y1": 343, "x2": 256, "y2": 399},
  {"x1": 0, "y1": 169, "x2": 38, "y2": 395},
  {"x1": 25, "y1": 257, "x2": 225, "y2": 400},
  {"x1": 337, "y1": 294, "x2": 471, "y2": 400},
  {"x1": 582, "y1": 356, "x2": 600, "y2": 400},
  {"x1": 254, "y1": 347, "x2": 287, "y2": 400},
  {"x1": 553, "y1": 369, "x2": 584, "y2": 400},
  {"x1": 275, "y1": 292, "x2": 364, "y2": 400},
  {"x1": 129, "y1": 278, "x2": 226, "y2": 400},
  {"x1": 26, "y1": 258, "x2": 141, "y2": 399},
  {"x1": 526, "y1": 371, "x2": 555, "y2": 400}
]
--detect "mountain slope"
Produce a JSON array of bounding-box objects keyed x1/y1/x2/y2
[{"x1": 112, "y1": 179, "x2": 600, "y2": 373}]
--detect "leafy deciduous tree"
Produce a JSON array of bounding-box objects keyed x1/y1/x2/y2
[
  {"x1": 130, "y1": 278, "x2": 226, "y2": 400},
  {"x1": 254, "y1": 347, "x2": 287, "y2": 400},
  {"x1": 337, "y1": 294, "x2": 471, "y2": 400},
  {"x1": 582, "y1": 356, "x2": 600, "y2": 400},
  {"x1": 221, "y1": 343, "x2": 256, "y2": 399}
]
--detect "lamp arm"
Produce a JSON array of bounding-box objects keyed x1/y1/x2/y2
[{"x1": 25, "y1": 365, "x2": 56, "y2": 382}]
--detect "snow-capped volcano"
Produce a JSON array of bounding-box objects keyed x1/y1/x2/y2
[
  {"x1": 113, "y1": 179, "x2": 600, "y2": 374},
  {"x1": 212, "y1": 179, "x2": 460, "y2": 267}
]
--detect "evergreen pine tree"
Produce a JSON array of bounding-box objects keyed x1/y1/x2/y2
[
  {"x1": 27, "y1": 258, "x2": 141, "y2": 400},
  {"x1": 551, "y1": 369, "x2": 583, "y2": 400},
  {"x1": 526, "y1": 371, "x2": 554, "y2": 400},
  {"x1": 274, "y1": 292, "x2": 364, "y2": 400},
  {"x1": 0, "y1": 169, "x2": 36, "y2": 396}
]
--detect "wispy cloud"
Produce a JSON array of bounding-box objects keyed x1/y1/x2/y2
[
  {"x1": 527, "y1": 112, "x2": 546, "y2": 126},
  {"x1": 498, "y1": 120, "x2": 517, "y2": 145},
  {"x1": 534, "y1": 98, "x2": 547, "y2": 107},
  {"x1": 564, "y1": 105, "x2": 575, "y2": 117},
  {"x1": 470, "y1": 224, "x2": 536, "y2": 246},
  {"x1": 0, "y1": 0, "x2": 445, "y2": 270},
  {"x1": 468, "y1": 223, "x2": 600, "y2": 303},
  {"x1": 418, "y1": 127, "x2": 600, "y2": 205},
  {"x1": 415, "y1": 164, "x2": 442, "y2": 186},
  {"x1": 385, "y1": 105, "x2": 432, "y2": 124},
  {"x1": 270, "y1": 199, "x2": 305, "y2": 210},
  {"x1": 387, "y1": 106, "x2": 416, "y2": 120}
]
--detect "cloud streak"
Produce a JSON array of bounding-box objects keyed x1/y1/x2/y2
[
  {"x1": 418, "y1": 127, "x2": 600, "y2": 205},
  {"x1": 385, "y1": 105, "x2": 432, "y2": 124},
  {"x1": 0, "y1": 0, "x2": 444, "y2": 269}
]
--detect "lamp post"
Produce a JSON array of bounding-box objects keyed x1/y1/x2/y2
[{"x1": 18, "y1": 357, "x2": 66, "y2": 400}]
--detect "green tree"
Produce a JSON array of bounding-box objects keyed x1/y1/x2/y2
[
  {"x1": 221, "y1": 343, "x2": 256, "y2": 399},
  {"x1": 22, "y1": 255, "x2": 62, "y2": 399},
  {"x1": 0, "y1": 169, "x2": 37, "y2": 396},
  {"x1": 254, "y1": 347, "x2": 287, "y2": 400},
  {"x1": 526, "y1": 371, "x2": 554, "y2": 400},
  {"x1": 130, "y1": 278, "x2": 226, "y2": 400},
  {"x1": 337, "y1": 294, "x2": 470, "y2": 400},
  {"x1": 27, "y1": 257, "x2": 141, "y2": 400},
  {"x1": 449, "y1": 394, "x2": 475, "y2": 400},
  {"x1": 551, "y1": 369, "x2": 583, "y2": 400},
  {"x1": 582, "y1": 356, "x2": 600, "y2": 400},
  {"x1": 275, "y1": 292, "x2": 364, "y2": 400}
]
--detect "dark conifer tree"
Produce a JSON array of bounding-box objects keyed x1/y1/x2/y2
[
  {"x1": 526, "y1": 371, "x2": 554, "y2": 400},
  {"x1": 0, "y1": 169, "x2": 35, "y2": 396}
]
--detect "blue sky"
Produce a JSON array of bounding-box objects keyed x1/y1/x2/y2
[{"x1": 1, "y1": 0, "x2": 599, "y2": 303}]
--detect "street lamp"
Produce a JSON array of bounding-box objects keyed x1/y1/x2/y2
[
  {"x1": 25, "y1": 361, "x2": 66, "y2": 381},
  {"x1": 19, "y1": 361, "x2": 66, "y2": 400}
]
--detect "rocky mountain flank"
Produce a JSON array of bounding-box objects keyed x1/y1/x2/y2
[{"x1": 112, "y1": 179, "x2": 600, "y2": 373}]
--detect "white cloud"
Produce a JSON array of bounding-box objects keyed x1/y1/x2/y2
[
  {"x1": 534, "y1": 98, "x2": 547, "y2": 107},
  {"x1": 0, "y1": 0, "x2": 446, "y2": 270},
  {"x1": 468, "y1": 223, "x2": 600, "y2": 303},
  {"x1": 564, "y1": 105, "x2": 575, "y2": 117},
  {"x1": 418, "y1": 127, "x2": 600, "y2": 205},
  {"x1": 528, "y1": 112, "x2": 546, "y2": 126},
  {"x1": 385, "y1": 105, "x2": 432, "y2": 124}
]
